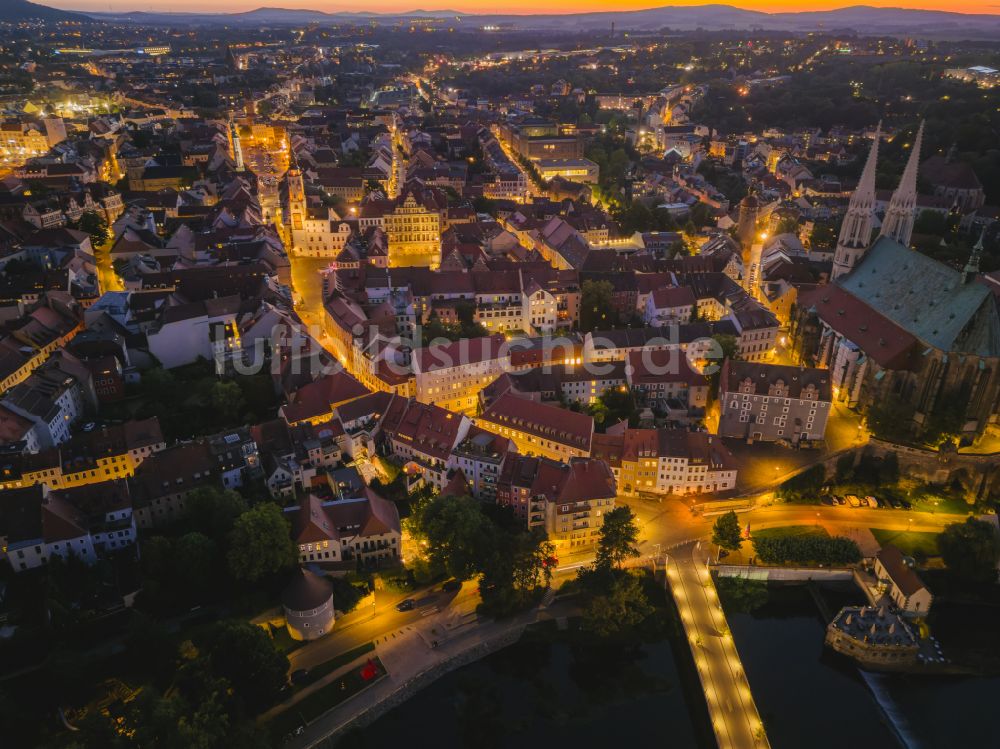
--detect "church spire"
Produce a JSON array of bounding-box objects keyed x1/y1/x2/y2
[
  {"x1": 880, "y1": 120, "x2": 923, "y2": 248},
  {"x1": 832, "y1": 122, "x2": 881, "y2": 280}
]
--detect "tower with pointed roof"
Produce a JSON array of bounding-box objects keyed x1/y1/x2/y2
[
  {"x1": 880, "y1": 121, "x2": 923, "y2": 248},
  {"x1": 286, "y1": 157, "x2": 305, "y2": 233},
  {"x1": 736, "y1": 190, "x2": 760, "y2": 251},
  {"x1": 832, "y1": 123, "x2": 881, "y2": 280}
]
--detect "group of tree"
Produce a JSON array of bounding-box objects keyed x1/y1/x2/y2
[
  {"x1": 139, "y1": 488, "x2": 297, "y2": 614},
  {"x1": 130, "y1": 360, "x2": 278, "y2": 441},
  {"x1": 579, "y1": 279, "x2": 620, "y2": 333},
  {"x1": 72, "y1": 211, "x2": 110, "y2": 248},
  {"x1": 584, "y1": 387, "x2": 639, "y2": 430},
  {"x1": 937, "y1": 518, "x2": 1000, "y2": 585},
  {"x1": 66, "y1": 619, "x2": 286, "y2": 748},
  {"x1": 829, "y1": 450, "x2": 900, "y2": 489},
  {"x1": 751, "y1": 534, "x2": 862, "y2": 566},
  {"x1": 410, "y1": 494, "x2": 554, "y2": 617},
  {"x1": 421, "y1": 301, "x2": 490, "y2": 343},
  {"x1": 776, "y1": 464, "x2": 827, "y2": 503},
  {"x1": 574, "y1": 506, "x2": 659, "y2": 638}
]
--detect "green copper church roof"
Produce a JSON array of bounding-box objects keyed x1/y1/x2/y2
[{"x1": 836, "y1": 235, "x2": 1000, "y2": 358}]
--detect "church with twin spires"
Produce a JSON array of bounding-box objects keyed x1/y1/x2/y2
[{"x1": 797, "y1": 122, "x2": 1000, "y2": 437}]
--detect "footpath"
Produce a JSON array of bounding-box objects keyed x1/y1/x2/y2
[{"x1": 281, "y1": 592, "x2": 552, "y2": 748}]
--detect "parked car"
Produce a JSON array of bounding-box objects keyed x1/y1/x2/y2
[
  {"x1": 396, "y1": 599, "x2": 415, "y2": 612},
  {"x1": 832, "y1": 495, "x2": 844, "y2": 506},
  {"x1": 845, "y1": 494, "x2": 862, "y2": 507},
  {"x1": 290, "y1": 669, "x2": 310, "y2": 685},
  {"x1": 865, "y1": 496, "x2": 880, "y2": 508},
  {"x1": 442, "y1": 579, "x2": 462, "y2": 592}
]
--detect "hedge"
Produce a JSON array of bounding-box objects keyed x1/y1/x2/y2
[{"x1": 751, "y1": 534, "x2": 862, "y2": 566}]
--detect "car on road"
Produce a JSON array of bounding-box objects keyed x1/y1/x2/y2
[
  {"x1": 396, "y1": 598, "x2": 415, "y2": 612},
  {"x1": 290, "y1": 669, "x2": 310, "y2": 685},
  {"x1": 441, "y1": 579, "x2": 461, "y2": 592}
]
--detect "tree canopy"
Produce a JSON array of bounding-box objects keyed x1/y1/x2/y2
[
  {"x1": 712, "y1": 510, "x2": 743, "y2": 552},
  {"x1": 421, "y1": 494, "x2": 495, "y2": 581},
  {"x1": 205, "y1": 620, "x2": 290, "y2": 714},
  {"x1": 580, "y1": 279, "x2": 619, "y2": 333},
  {"x1": 580, "y1": 570, "x2": 654, "y2": 637},
  {"x1": 595, "y1": 506, "x2": 641, "y2": 571},
  {"x1": 226, "y1": 503, "x2": 298, "y2": 583},
  {"x1": 937, "y1": 518, "x2": 1000, "y2": 585}
]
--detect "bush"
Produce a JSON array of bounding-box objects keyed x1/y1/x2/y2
[
  {"x1": 777, "y1": 464, "x2": 826, "y2": 502},
  {"x1": 751, "y1": 534, "x2": 861, "y2": 566},
  {"x1": 329, "y1": 577, "x2": 367, "y2": 614}
]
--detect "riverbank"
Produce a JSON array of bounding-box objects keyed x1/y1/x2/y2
[
  {"x1": 283, "y1": 606, "x2": 538, "y2": 748},
  {"x1": 341, "y1": 616, "x2": 715, "y2": 749}
]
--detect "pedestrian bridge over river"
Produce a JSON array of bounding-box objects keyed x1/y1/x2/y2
[{"x1": 664, "y1": 543, "x2": 770, "y2": 749}]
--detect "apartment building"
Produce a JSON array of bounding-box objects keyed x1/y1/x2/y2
[
  {"x1": 476, "y1": 391, "x2": 593, "y2": 462},
  {"x1": 626, "y1": 349, "x2": 710, "y2": 414},
  {"x1": 718, "y1": 360, "x2": 832, "y2": 445},
  {"x1": 0, "y1": 417, "x2": 165, "y2": 490},
  {"x1": 412, "y1": 335, "x2": 510, "y2": 415},
  {"x1": 496, "y1": 454, "x2": 616, "y2": 550},
  {"x1": 284, "y1": 488, "x2": 401, "y2": 568},
  {"x1": 592, "y1": 428, "x2": 737, "y2": 498},
  {"x1": 449, "y1": 426, "x2": 514, "y2": 502},
  {"x1": 0, "y1": 480, "x2": 136, "y2": 573},
  {"x1": 129, "y1": 442, "x2": 219, "y2": 528},
  {"x1": 378, "y1": 396, "x2": 472, "y2": 490},
  {"x1": 1, "y1": 351, "x2": 95, "y2": 451}
]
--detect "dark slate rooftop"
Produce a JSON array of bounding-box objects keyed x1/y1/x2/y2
[{"x1": 837, "y1": 236, "x2": 1000, "y2": 357}]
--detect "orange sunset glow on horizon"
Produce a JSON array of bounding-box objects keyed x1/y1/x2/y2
[{"x1": 50, "y1": 1, "x2": 1000, "y2": 16}]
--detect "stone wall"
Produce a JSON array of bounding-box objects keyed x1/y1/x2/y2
[
  {"x1": 766, "y1": 438, "x2": 1000, "y2": 504},
  {"x1": 714, "y1": 565, "x2": 854, "y2": 581}
]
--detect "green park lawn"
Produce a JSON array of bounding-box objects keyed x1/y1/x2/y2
[
  {"x1": 752, "y1": 525, "x2": 830, "y2": 541},
  {"x1": 268, "y1": 624, "x2": 306, "y2": 655},
  {"x1": 268, "y1": 655, "x2": 386, "y2": 740},
  {"x1": 869, "y1": 528, "x2": 940, "y2": 558},
  {"x1": 906, "y1": 491, "x2": 972, "y2": 517}
]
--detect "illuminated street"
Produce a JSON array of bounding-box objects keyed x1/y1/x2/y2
[
  {"x1": 3, "y1": 7, "x2": 999, "y2": 749},
  {"x1": 93, "y1": 236, "x2": 122, "y2": 293},
  {"x1": 668, "y1": 542, "x2": 768, "y2": 749}
]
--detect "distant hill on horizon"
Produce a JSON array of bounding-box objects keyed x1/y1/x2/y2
[
  {"x1": 0, "y1": 0, "x2": 89, "y2": 22},
  {"x1": 11, "y1": 3, "x2": 1000, "y2": 37}
]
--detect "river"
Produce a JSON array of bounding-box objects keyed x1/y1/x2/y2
[
  {"x1": 337, "y1": 622, "x2": 712, "y2": 749},
  {"x1": 335, "y1": 585, "x2": 997, "y2": 749},
  {"x1": 724, "y1": 583, "x2": 1000, "y2": 749}
]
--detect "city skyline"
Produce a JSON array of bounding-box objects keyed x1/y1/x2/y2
[
  {"x1": 48, "y1": 1, "x2": 1000, "y2": 17},
  {"x1": 1, "y1": 7, "x2": 998, "y2": 749}
]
